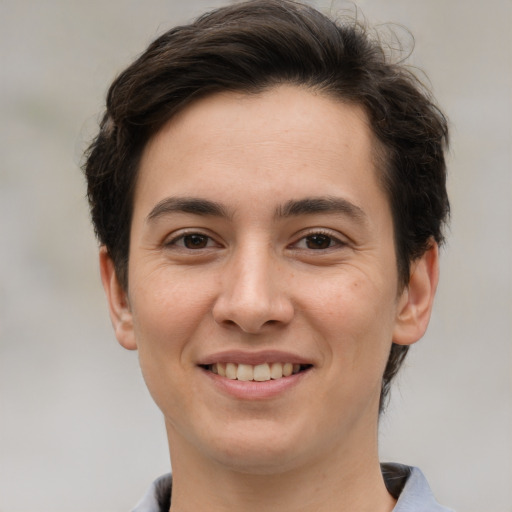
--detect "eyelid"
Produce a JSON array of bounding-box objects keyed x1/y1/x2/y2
[
  {"x1": 162, "y1": 227, "x2": 348, "y2": 250},
  {"x1": 164, "y1": 229, "x2": 222, "y2": 249},
  {"x1": 289, "y1": 228, "x2": 348, "y2": 250}
]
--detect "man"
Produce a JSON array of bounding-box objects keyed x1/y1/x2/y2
[{"x1": 83, "y1": 1, "x2": 452, "y2": 510}]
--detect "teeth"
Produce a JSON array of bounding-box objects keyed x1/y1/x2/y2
[
  {"x1": 237, "y1": 364, "x2": 253, "y2": 381},
  {"x1": 225, "y1": 363, "x2": 237, "y2": 380},
  {"x1": 270, "y1": 362, "x2": 283, "y2": 379},
  {"x1": 209, "y1": 362, "x2": 306, "y2": 381},
  {"x1": 253, "y1": 363, "x2": 270, "y2": 381}
]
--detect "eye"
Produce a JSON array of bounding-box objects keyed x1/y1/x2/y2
[
  {"x1": 293, "y1": 231, "x2": 345, "y2": 250},
  {"x1": 304, "y1": 233, "x2": 334, "y2": 249},
  {"x1": 167, "y1": 233, "x2": 217, "y2": 249}
]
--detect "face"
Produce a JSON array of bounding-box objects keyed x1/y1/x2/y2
[{"x1": 102, "y1": 85, "x2": 436, "y2": 474}]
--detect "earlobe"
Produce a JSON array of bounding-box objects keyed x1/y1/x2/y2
[
  {"x1": 99, "y1": 247, "x2": 137, "y2": 350},
  {"x1": 392, "y1": 242, "x2": 439, "y2": 346}
]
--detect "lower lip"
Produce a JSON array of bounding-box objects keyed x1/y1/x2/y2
[{"x1": 201, "y1": 367, "x2": 310, "y2": 400}]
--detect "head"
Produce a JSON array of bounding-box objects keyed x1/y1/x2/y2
[{"x1": 84, "y1": 0, "x2": 449, "y2": 412}]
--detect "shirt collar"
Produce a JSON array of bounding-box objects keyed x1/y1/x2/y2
[
  {"x1": 132, "y1": 464, "x2": 453, "y2": 512},
  {"x1": 382, "y1": 463, "x2": 454, "y2": 512}
]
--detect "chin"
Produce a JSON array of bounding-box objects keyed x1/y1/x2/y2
[
  {"x1": 208, "y1": 442, "x2": 306, "y2": 476},
  {"x1": 184, "y1": 418, "x2": 315, "y2": 475}
]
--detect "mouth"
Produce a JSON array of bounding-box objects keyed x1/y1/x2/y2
[{"x1": 200, "y1": 362, "x2": 313, "y2": 382}]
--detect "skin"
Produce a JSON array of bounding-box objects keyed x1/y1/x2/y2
[{"x1": 100, "y1": 85, "x2": 439, "y2": 512}]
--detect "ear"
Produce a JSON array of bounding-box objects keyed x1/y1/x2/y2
[
  {"x1": 99, "y1": 247, "x2": 137, "y2": 350},
  {"x1": 392, "y1": 242, "x2": 439, "y2": 346}
]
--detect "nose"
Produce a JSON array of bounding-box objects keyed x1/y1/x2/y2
[{"x1": 212, "y1": 244, "x2": 294, "y2": 333}]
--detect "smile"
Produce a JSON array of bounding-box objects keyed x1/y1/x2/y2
[{"x1": 204, "y1": 362, "x2": 311, "y2": 381}]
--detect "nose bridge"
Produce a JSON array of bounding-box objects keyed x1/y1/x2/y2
[
  {"x1": 212, "y1": 238, "x2": 293, "y2": 332},
  {"x1": 233, "y1": 239, "x2": 273, "y2": 301}
]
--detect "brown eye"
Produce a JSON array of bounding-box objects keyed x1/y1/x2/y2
[
  {"x1": 182, "y1": 234, "x2": 210, "y2": 249},
  {"x1": 305, "y1": 234, "x2": 333, "y2": 249}
]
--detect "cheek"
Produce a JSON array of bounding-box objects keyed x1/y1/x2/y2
[
  {"x1": 131, "y1": 266, "x2": 214, "y2": 334},
  {"x1": 128, "y1": 275, "x2": 214, "y2": 418},
  {"x1": 128, "y1": 270, "x2": 218, "y2": 388},
  {"x1": 304, "y1": 272, "x2": 398, "y2": 365},
  {"x1": 308, "y1": 269, "x2": 396, "y2": 321}
]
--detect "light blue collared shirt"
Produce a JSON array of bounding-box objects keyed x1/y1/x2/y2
[
  {"x1": 382, "y1": 463, "x2": 454, "y2": 512},
  {"x1": 132, "y1": 463, "x2": 454, "y2": 511}
]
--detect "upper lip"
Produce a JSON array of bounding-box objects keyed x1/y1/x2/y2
[{"x1": 197, "y1": 350, "x2": 314, "y2": 366}]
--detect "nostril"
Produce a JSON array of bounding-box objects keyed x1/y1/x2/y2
[{"x1": 221, "y1": 319, "x2": 238, "y2": 328}]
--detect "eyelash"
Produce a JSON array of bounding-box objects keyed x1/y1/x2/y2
[
  {"x1": 291, "y1": 230, "x2": 346, "y2": 251},
  {"x1": 165, "y1": 229, "x2": 345, "y2": 251},
  {"x1": 165, "y1": 231, "x2": 220, "y2": 250}
]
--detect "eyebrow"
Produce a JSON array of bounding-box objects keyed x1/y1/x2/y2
[
  {"x1": 276, "y1": 196, "x2": 368, "y2": 225},
  {"x1": 146, "y1": 195, "x2": 368, "y2": 225},
  {"x1": 146, "y1": 197, "x2": 231, "y2": 222}
]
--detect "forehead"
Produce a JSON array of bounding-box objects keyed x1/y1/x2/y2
[{"x1": 134, "y1": 85, "x2": 389, "y2": 223}]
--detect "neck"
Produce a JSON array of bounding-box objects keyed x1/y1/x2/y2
[{"x1": 166, "y1": 424, "x2": 395, "y2": 512}]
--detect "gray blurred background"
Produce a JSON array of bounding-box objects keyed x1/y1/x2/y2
[{"x1": 1, "y1": 0, "x2": 511, "y2": 511}]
